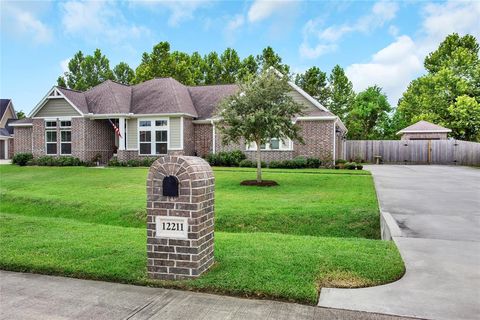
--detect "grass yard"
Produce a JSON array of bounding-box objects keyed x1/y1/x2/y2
[{"x1": 0, "y1": 165, "x2": 404, "y2": 304}]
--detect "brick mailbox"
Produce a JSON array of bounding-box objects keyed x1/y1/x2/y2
[{"x1": 146, "y1": 156, "x2": 215, "y2": 280}]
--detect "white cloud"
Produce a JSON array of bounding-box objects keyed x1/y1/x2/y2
[
  {"x1": 345, "y1": 1, "x2": 480, "y2": 106},
  {"x1": 61, "y1": 1, "x2": 150, "y2": 44},
  {"x1": 0, "y1": 2, "x2": 52, "y2": 43},
  {"x1": 346, "y1": 36, "x2": 422, "y2": 106},
  {"x1": 60, "y1": 58, "x2": 71, "y2": 74},
  {"x1": 300, "y1": 1, "x2": 399, "y2": 59},
  {"x1": 132, "y1": 0, "x2": 210, "y2": 27},
  {"x1": 248, "y1": 0, "x2": 297, "y2": 23},
  {"x1": 223, "y1": 14, "x2": 245, "y2": 44}
]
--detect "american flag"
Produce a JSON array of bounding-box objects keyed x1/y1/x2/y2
[{"x1": 108, "y1": 119, "x2": 122, "y2": 138}]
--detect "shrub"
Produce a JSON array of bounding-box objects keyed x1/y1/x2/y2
[
  {"x1": 292, "y1": 157, "x2": 307, "y2": 168},
  {"x1": 239, "y1": 159, "x2": 266, "y2": 168},
  {"x1": 142, "y1": 158, "x2": 157, "y2": 167},
  {"x1": 239, "y1": 159, "x2": 254, "y2": 167},
  {"x1": 31, "y1": 156, "x2": 83, "y2": 166},
  {"x1": 108, "y1": 158, "x2": 121, "y2": 167},
  {"x1": 58, "y1": 156, "x2": 83, "y2": 166},
  {"x1": 126, "y1": 159, "x2": 142, "y2": 167},
  {"x1": 344, "y1": 162, "x2": 357, "y2": 170},
  {"x1": 336, "y1": 159, "x2": 347, "y2": 164},
  {"x1": 334, "y1": 165, "x2": 340, "y2": 169},
  {"x1": 206, "y1": 150, "x2": 246, "y2": 167},
  {"x1": 306, "y1": 157, "x2": 321, "y2": 168},
  {"x1": 268, "y1": 160, "x2": 282, "y2": 168},
  {"x1": 356, "y1": 164, "x2": 363, "y2": 170},
  {"x1": 12, "y1": 153, "x2": 33, "y2": 166}
]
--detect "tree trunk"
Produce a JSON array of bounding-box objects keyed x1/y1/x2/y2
[{"x1": 256, "y1": 140, "x2": 262, "y2": 183}]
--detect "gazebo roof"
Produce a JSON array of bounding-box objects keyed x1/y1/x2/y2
[{"x1": 397, "y1": 120, "x2": 451, "y2": 135}]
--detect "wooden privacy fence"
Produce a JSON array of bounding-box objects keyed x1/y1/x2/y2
[{"x1": 345, "y1": 140, "x2": 480, "y2": 165}]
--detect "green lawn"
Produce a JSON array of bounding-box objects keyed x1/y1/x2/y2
[{"x1": 0, "y1": 165, "x2": 404, "y2": 304}]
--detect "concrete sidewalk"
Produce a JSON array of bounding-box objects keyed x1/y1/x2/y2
[
  {"x1": 318, "y1": 165, "x2": 480, "y2": 320},
  {"x1": 0, "y1": 271, "x2": 416, "y2": 320}
]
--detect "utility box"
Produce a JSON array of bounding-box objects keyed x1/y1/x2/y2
[{"x1": 146, "y1": 156, "x2": 215, "y2": 280}]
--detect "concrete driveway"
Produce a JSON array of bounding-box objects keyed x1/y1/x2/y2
[{"x1": 319, "y1": 165, "x2": 480, "y2": 320}]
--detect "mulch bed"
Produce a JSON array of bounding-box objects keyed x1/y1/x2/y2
[{"x1": 240, "y1": 180, "x2": 279, "y2": 187}]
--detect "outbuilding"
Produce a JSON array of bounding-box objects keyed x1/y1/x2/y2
[{"x1": 397, "y1": 120, "x2": 451, "y2": 140}]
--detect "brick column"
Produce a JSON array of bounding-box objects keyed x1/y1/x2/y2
[{"x1": 146, "y1": 156, "x2": 215, "y2": 280}]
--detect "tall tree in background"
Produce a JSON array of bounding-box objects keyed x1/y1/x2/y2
[
  {"x1": 328, "y1": 65, "x2": 355, "y2": 121},
  {"x1": 57, "y1": 49, "x2": 114, "y2": 91},
  {"x1": 238, "y1": 55, "x2": 258, "y2": 81},
  {"x1": 170, "y1": 51, "x2": 194, "y2": 85},
  {"x1": 134, "y1": 41, "x2": 172, "y2": 83},
  {"x1": 256, "y1": 46, "x2": 290, "y2": 75},
  {"x1": 220, "y1": 48, "x2": 241, "y2": 84},
  {"x1": 394, "y1": 33, "x2": 480, "y2": 141},
  {"x1": 346, "y1": 86, "x2": 391, "y2": 140},
  {"x1": 216, "y1": 71, "x2": 304, "y2": 183},
  {"x1": 190, "y1": 52, "x2": 205, "y2": 85},
  {"x1": 204, "y1": 52, "x2": 222, "y2": 84},
  {"x1": 113, "y1": 62, "x2": 135, "y2": 85},
  {"x1": 294, "y1": 66, "x2": 329, "y2": 106}
]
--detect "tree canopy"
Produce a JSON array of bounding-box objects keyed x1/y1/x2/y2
[
  {"x1": 346, "y1": 86, "x2": 391, "y2": 140},
  {"x1": 394, "y1": 33, "x2": 480, "y2": 141},
  {"x1": 216, "y1": 71, "x2": 304, "y2": 182}
]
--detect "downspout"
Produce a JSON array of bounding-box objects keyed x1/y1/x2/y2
[
  {"x1": 333, "y1": 119, "x2": 337, "y2": 166},
  {"x1": 211, "y1": 120, "x2": 216, "y2": 154}
]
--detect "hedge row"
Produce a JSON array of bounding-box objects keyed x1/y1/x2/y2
[
  {"x1": 108, "y1": 158, "x2": 157, "y2": 167},
  {"x1": 12, "y1": 153, "x2": 85, "y2": 167}
]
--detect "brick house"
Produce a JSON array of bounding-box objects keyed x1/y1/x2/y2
[
  {"x1": 397, "y1": 120, "x2": 451, "y2": 140},
  {"x1": 0, "y1": 99, "x2": 17, "y2": 160},
  {"x1": 11, "y1": 77, "x2": 347, "y2": 164}
]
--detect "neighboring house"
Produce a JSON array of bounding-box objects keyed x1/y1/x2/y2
[
  {"x1": 0, "y1": 99, "x2": 17, "y2": 160},
  {"x1": 397, "y1": 120, "x2": 451, "y2": 140},
  {"x1": 11, "y1": 77, "x2": 347, "y2": 164}
]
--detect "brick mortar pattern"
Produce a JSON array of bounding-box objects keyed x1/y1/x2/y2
[
  {"x1": 13, "y1": 127, "x2": 32, "y2": 154},
  {"x1": 146, "y1": 155, "x2": 215, "y2": 280}
]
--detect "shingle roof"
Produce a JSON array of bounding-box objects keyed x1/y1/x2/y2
[
  {"x1": 49, "y1": 78, "x2": 336, "y2": 120},
  {"x1": 0, "y1": 99, "x2": 11, "y2": 120},
  {"x1": 188, "y1": 84, "x2": 239, "y2": 119},
  {"x1": 57, "y1": 88, "x2": 89, "y2": 114},
  {"x1": 0, "y1": 128, "x2": 10, "y2": 137},
  {"x1": 397, "y1": 120, "x2": 452, "y2": 134},
  {"x1": 131, "y1": 78, "x2": 197, "y2": 116},
  {"x1": 9, "y1": 118, "x2": 33, "y2": 126}
]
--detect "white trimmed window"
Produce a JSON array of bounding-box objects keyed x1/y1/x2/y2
[
  {"x1": 246, "y1": 138, "x2": 292, "y2": 151},
  {"x1": 45, "y1": 121, "x2": 57, "y2": 155},
  {"x1": 45, "y1": 120, "x2": 72, "y2": 155},
  {"x1": 60, "y1": 121, "x2": 72, "y2": 155},
  {"x1": 138, "y1": 119, "x2": 168, "y2": 155}
]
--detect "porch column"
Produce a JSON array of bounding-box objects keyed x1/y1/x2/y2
[{"x1": 118, "y1": 117, "x2": 126, "y2": 151}]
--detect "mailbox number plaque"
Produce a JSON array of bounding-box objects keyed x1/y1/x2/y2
[{"x1": 155, "y1": 216, "x2": 189, "y2": 239}]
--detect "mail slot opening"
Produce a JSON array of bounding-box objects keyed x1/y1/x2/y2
[{"x1": 163, "y1": 175, "x2": 179, "y2": 197}]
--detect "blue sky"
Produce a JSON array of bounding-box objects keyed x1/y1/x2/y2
[{"x1": 1, "y1": 0, "x2": 479, "y2": 114}]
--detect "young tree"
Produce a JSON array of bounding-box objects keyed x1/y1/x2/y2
[
  {"x1": 57, "y1": 49, "x2": 114, "y2": 91},
  {"x1": 295, "y1": 66, "x2": 329, "y2": 106},
  {"x1": 113, "y1": 62, "x2": 135, "y2": 85},
  {"x1": 328, "y1": 65, "x2": 355, "y2": 121},
  {"x1": 394, "y1": 33, "x2": 480, "y2": 141},
  {"x1": 216, "y1": 71, "x2": 304, "y2": 183},
  {"x1": 346, "y1": 86, "x2": 391, "y2": 140}
]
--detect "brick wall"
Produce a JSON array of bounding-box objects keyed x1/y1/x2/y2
[
  {"x1": 295, "y1": 120, "x2": 334, "y2": 162},
  {"x1": 81, "y1": 119, "x2": 116, "y2": 163},
  {"x1": 183, "y1": 118, "x2": 195, "y2": 156},
  {"x1": 13, "y1": 127, "x2": 32, "y2": 154},
  {"x1": 194, "y1": 124, "x2": 213, "y2": 157},
  {"x1": 213, "y1": 120, "x2": 335, "y2": 163},
  {"x1": 32, "y1": 119, "x2": 45, "y2": 157},
  {"x1": 117, "y1": 150, "x2": 186, "y2": 162},
  {"x1": 193, "y1": 124, "x2": 213, "y2": 157},
  {"x1": 146, "y1": 156, "x2": 215, "y2": 280},
  {"x1": 8, "y1": 138, "x2": 14, "y2": 158}
]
